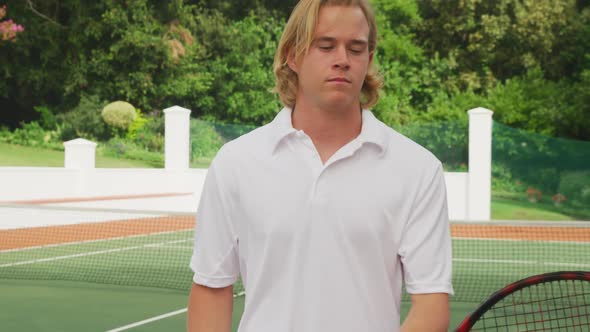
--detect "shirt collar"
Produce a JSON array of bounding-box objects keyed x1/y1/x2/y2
[
  {"x1": 358, "y1": 109, "x2": 388, "y2": 154},
  {"x1": 268, "y1": 107, "x2": 297, "y2": 154},
  {"x1": 268, "y1": 107, "x2": 388, "y2": 155}
]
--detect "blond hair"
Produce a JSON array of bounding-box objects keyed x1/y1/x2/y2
[{"x1": 273, "y1": 0, "x2": 382, "y2": 109}]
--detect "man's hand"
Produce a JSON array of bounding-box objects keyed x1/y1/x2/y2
[{"x1": 401, "y1": 293, "x2": 450, "y2": 332}]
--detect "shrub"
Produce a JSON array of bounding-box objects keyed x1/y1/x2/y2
[
  {"x1": 134, "y1": 129, "x2": 164, "y2": 153},
  {"x1": 130, "y1": 112, "x2": 165, "y2": 152},
  {"x1": 57, "y1": 94, "x2": 110, "y2": 141},
  {"x1": 127, "y1": 109, "x2": 149, "y2": 140},
  {"x1": 34, "y1": 105, "x2": 57, "y2": 130},
  {"x1": 394, "y1": 119, "x2": 468, "y2": 170},
  {"x1": 190, "y1": 120, "x2": 224, "y2": 160},
  {"x1": 0, "y1": 126, "x2": 10, "y2": 142},
  {"x1": 0, "y1": 121, "x2": 60, "y2": 148},
  {"x1": 101, "y1": 101, "x2": 137, "y2": 132},
  {"x1": 491, "y1": 163, "x2": 526, "y2": 193},
  {"x1": 212, "y1": 122, "x2": 257, "y2": 142},
  {"x1": 559, "y1": 171, "x2": 590, "y2": 206},
  {"x1": 551, "y1": 193, "x2": 567, "y2": 206},
  {"x1": 525, "y1": 187, "x2": 542, "y2": 203},
  {"x1": 100, "y1": 137, "x2": 164, "y2": 167}
]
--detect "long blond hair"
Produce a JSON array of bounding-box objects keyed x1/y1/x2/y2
[{"x1": 273, "y1": 0, "x2": 382, "y2": 109}]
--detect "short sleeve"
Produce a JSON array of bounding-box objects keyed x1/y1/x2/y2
[
  {"x1": 189, "y1": 154, "x2": 240, "y2": 288},
  {"x1": 398, "y1": 162, "x2": 454, "y2": 295}
]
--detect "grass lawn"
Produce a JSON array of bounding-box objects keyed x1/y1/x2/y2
[
  {"x1": 1, "y1": 143, "x2": 212, "y2": 168},
  {"x1": 491, "y1": 198, "x2": 573, "y2": 221},
  {"x1": 0, "y1": 143, "x2": 156, "y2": 168},
  {"x1": 492, "y1": 191, "x2": 590, "y2": 220}
]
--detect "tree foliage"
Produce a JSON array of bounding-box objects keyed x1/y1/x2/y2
[
  {"x1": 416, "y1": 0, "x2": 590, "y2": 87},
  {"x1": 0, "y1": 0, "x2": 588, "y2": 141}
]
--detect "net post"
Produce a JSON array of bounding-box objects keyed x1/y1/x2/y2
[
  {"x1": 164, "y1": 105, "x2": 192, "y2": 171},
  {"x1": 467, "y1": 107, "x2": 493, "y2": 221}
]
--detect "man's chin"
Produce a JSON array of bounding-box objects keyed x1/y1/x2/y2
[
  {"x1": 319, "y1": 106, "x2": 360, "y2": 116},
  {"x1": 319, "y1": 95, "x2": 358, "y2": 111}
]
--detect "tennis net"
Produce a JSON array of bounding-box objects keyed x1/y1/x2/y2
[
  {"x1": 449, "y1": 220, "x2": 590, "y2": 303},
  {"x1": 1, "y1": 203, "x2": 588, "y2": 303},
  {"x1": 0, "y1": 203, "x2": 196, "y2": 291}
]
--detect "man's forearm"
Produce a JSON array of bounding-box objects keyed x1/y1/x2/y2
[
  {"x1": 187, "y1": 283, "x2": 234, "y2": 332},
  {"x1": 400, "y1": 293, "x2": 449, "y2": 332}
]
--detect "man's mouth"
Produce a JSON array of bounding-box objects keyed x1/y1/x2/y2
[{"x1": 327, "y1": 77, "x2": 351, "y2": 83}]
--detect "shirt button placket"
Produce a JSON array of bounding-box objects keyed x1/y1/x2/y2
[{"x1": 297, "y1": 131, "x2": 325, "y2": 201}]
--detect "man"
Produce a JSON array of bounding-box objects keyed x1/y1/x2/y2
[{"x1": 187, "y1": 0, "x2": 453, "y2": 331}]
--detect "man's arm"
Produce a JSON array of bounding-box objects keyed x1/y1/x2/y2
[
  {"x1": 187, "y1": 283, "x2": 234, "y2": 332},
  {"x1": 401, "y1": 293, "x2": 449, "y2": 332}
]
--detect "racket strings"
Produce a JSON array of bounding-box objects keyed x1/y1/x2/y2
[{"x1": 471, "y1": 279, "x2": 590, "y2": 331}]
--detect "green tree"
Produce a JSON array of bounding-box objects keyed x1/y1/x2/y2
[
  {"x1": 188, "y1": 0, "x2": 296, "y2": 20},
  {"x1": 1, "y1": 0, "x2": 589, "y2": 142},
  {"x1": 64, "y1": 0, "x2": 213, "y2": 113},
  {"x1": 371, "y1": 0, "x2": 459, "y2": 125},
  {"x1": 0, "y1": 0, "x2": 212, "y2": 125},
  {"x1": 417, "y1": 0, "x2": 589, "y2": 89},
  {"x1": 197, "y1": 10, "x2": 284, "y2": 124}
]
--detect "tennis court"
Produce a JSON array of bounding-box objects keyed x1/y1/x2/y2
[{"x1": 1, "y1": 204, "x2": 589, "y2": 331}]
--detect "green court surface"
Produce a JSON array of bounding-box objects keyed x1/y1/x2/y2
[
  {"x1": 0, "y1": 279, "x2": 475, "y2": 331},
  {"x1": 1, "y1": 217, "x2": 588, "y2": 331},
  {"x1": 0, "y1": 279, "x2": 245, "y2": 332}
]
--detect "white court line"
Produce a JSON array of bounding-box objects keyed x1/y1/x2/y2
[
  {"x1": 0, "y1": 229, "x2": 193, "y2": 254},
  {"x1": 104, "y1": 291, "x2": 246, "y2": 332},
  {"x1": 0, "y1": 239, "x2": 191, "y2": 268},
  {"x1": 104, "y1": 308, "x2": 187, "y2": 332},
  {"x1": 155, "y1": 245, "x2": 193, "y2": 250},
  {"x1": 2, "y1": 233, "x2": 583, "y2": 255},
  {"x1": 451, "y1": 220, "x2": 590, "y2": 227},
  {"x1": 452, "y1": 237, "x2": 590, "y2": 245},
  {"x1": 453, "y1": 258, "x2": 590, "y2": 269}
]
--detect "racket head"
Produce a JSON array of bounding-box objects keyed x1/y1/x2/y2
[{"x1": 456, "y1": 271, "x2": 590, "y2": 331}]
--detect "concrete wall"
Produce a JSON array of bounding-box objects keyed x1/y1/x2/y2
[
  {"x1": 0, "y1": 167, "x2": 207, "y2": 201},
  {"x1": 0, "y1": 106, "x2": 493, "y2": 221},
  {"x1": 445, "y1": 172, "x2": 468, "y2": 221}
]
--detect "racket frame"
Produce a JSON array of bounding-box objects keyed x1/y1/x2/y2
[{"x1": 456, "y1": 271, "x2": 590, "y2": 331}]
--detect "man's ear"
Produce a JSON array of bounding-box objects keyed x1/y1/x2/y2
[
  {"x1": 368, "y1": 51, "x2": 374, "y2": 66},
  {"x1": 287, "y1": 50, "x2": 298, "y2": 73}
]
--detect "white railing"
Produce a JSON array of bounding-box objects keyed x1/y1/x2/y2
[{"x1": 0, "y1": 106, "x2": 493, "y2": 221}]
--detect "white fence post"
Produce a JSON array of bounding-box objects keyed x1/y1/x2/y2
[
  {"x1": 63, "y1": 138, "x2": 96, "y2": 196},
  {"x1": 467, "y1": 107, "x2": 494, "y2": 221},
  {"x1": 164, "y1": 105, "x2": 191, "y2": 170},
  {"x1": 64, "y1": 138, "x2": 97, "y2": 169}
]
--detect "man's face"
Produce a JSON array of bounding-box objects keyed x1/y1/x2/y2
[{"x1": 289, "y1": 5, "x2": 373, "y2": 112}]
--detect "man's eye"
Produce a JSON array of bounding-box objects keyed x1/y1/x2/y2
[
  {"x1": 350, "y1": 49, "x2": 363, "y2": 54},
  {"x1": 319, "y1": 45, "x2": 333, "y2": 50}
]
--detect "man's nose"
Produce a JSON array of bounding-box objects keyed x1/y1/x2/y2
[{"x1": 332, "y1": 46, "x2": 350, "y2": 70}]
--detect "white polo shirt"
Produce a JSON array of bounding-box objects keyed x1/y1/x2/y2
[{"x1": 190, "y1": 108, "x2": 453, "y2": 332}]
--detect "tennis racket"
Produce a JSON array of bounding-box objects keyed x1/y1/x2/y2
[{"x1": 456, "y1": 271, "x2": 590, "y2": 331}]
